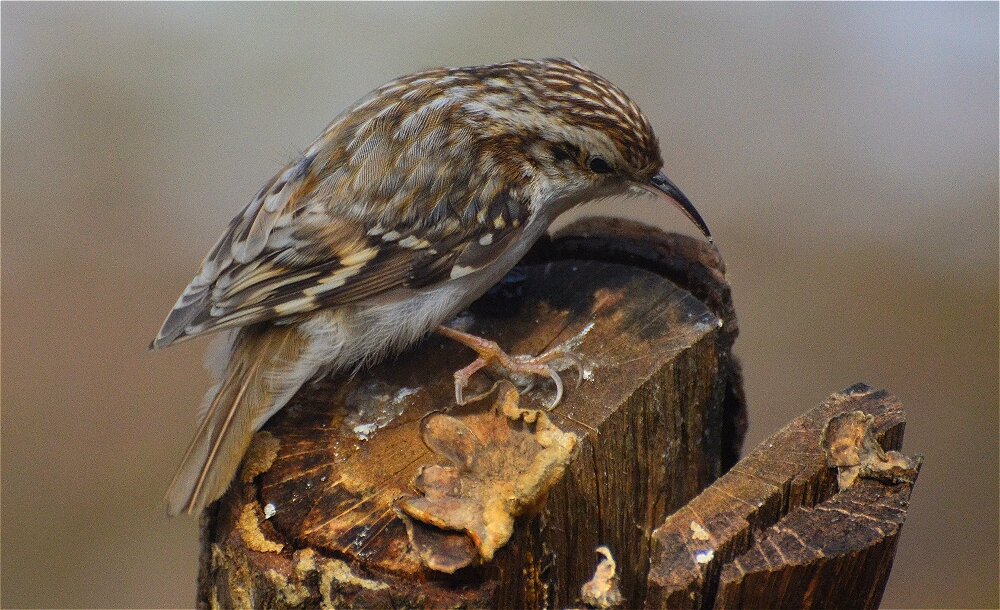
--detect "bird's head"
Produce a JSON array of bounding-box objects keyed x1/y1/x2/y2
[{"x1": 454, "y1": 58, "x2": 712, "y2": 241}]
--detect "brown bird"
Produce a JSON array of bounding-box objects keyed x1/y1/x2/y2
[{"x1": 152, "y1": 58, "x2": 712, "y2": 516}]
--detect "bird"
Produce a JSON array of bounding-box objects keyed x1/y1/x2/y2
[{"x1": 152, "y1": 58, "x2": 712, "y2": 516}]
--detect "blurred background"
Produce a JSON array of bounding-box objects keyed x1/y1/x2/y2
[{"x1": 2, "y1": 3, "x2": 996, "y2": 608}]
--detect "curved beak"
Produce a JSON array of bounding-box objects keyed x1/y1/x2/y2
[{"x1": 637, "y1": 172, "x2": 712, "y2": 242}]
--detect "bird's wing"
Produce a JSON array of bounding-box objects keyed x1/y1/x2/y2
[{"x1": 151, "y1": 159, "x2": 530, "y2": 350}]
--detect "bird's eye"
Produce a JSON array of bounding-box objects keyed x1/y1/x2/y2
[{"x1": 588, "y1": 156, "x2": 613, "y2": 174}]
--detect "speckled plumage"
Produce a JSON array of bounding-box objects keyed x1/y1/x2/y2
[{"x1": 154, "y1": 58, "x2": 710, "y2": 516}]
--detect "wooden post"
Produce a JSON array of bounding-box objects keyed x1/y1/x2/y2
[
  {"x1": 194, "y1": 219, "x2": 919, "y2": 609},
  {"x1": 196, "y1": 218, "x2": 744, "y2": 608},
  {"x1": 646, "y1": 384, "x2": 921, "y2": 609}
]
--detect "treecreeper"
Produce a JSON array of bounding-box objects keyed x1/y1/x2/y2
[{"x1": 151, "y1": 58, "x2": 713, "y2": 517}]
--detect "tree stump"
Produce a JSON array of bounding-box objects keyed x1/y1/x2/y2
[
  {"x1": 195, "y1": 219, "x2": 920, "y2": 609},
  {"x1": 196, "y1": 218, "x2": 746, "y2": 609}
]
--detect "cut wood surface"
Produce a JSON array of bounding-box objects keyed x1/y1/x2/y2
[
  {"x1": 645, "y1": 383, "x2": 921, "y2": 610},
  {"x1": 197, "y1": 219, "x2": 745, "y2": 609},
  {"x1": 535, "y1": 218, "x2": 747, "y2": 470}
]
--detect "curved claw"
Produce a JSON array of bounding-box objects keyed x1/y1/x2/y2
[
  {"x1": 545, "y1": 367, "x2": 564, "y2": 411},
  {"x1": 454, "y1": 375, "x2": 500, "y2": 407},
  {"x1": 535, "y1": 350, "x2": 586, "y2": 384},
  {"x1": 561, "y1": 354, "x2": 586, "y2": 387}
]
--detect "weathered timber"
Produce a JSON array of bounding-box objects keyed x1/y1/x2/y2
[
  {"x1": 196, "y1": 218, "x2": 745, "y2": 609},
  {"x1": 645, "y1": 383, "x2": 922, "y2": 609},
  {"x1": 532, "y1": 217, "x2": 747, "y2": 470}
]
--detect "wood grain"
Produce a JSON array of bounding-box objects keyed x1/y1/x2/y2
[{"x1": 645, "y1": 384, "x2": 921, "y2": 610}]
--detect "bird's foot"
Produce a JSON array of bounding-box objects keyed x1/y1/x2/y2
[{"x1": 436, "y1": 325, "x2": 585, "y2": 410}]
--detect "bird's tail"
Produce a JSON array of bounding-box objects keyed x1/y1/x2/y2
[{"x1": 164, "y1": 322, "x2": 321, "y2": 516}]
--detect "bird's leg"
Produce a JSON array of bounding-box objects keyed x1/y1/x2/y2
[{"x1": 436, "y1": 325, "x2": 585, "y2": 409}]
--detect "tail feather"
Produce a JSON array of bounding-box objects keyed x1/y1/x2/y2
[{"x1": 164, "y1": 324, "x2": 311, "y2": 516}]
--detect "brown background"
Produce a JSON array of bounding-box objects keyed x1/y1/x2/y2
[{"x1": 2, "y1": 3, "x2": 997, "y2": 608}]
